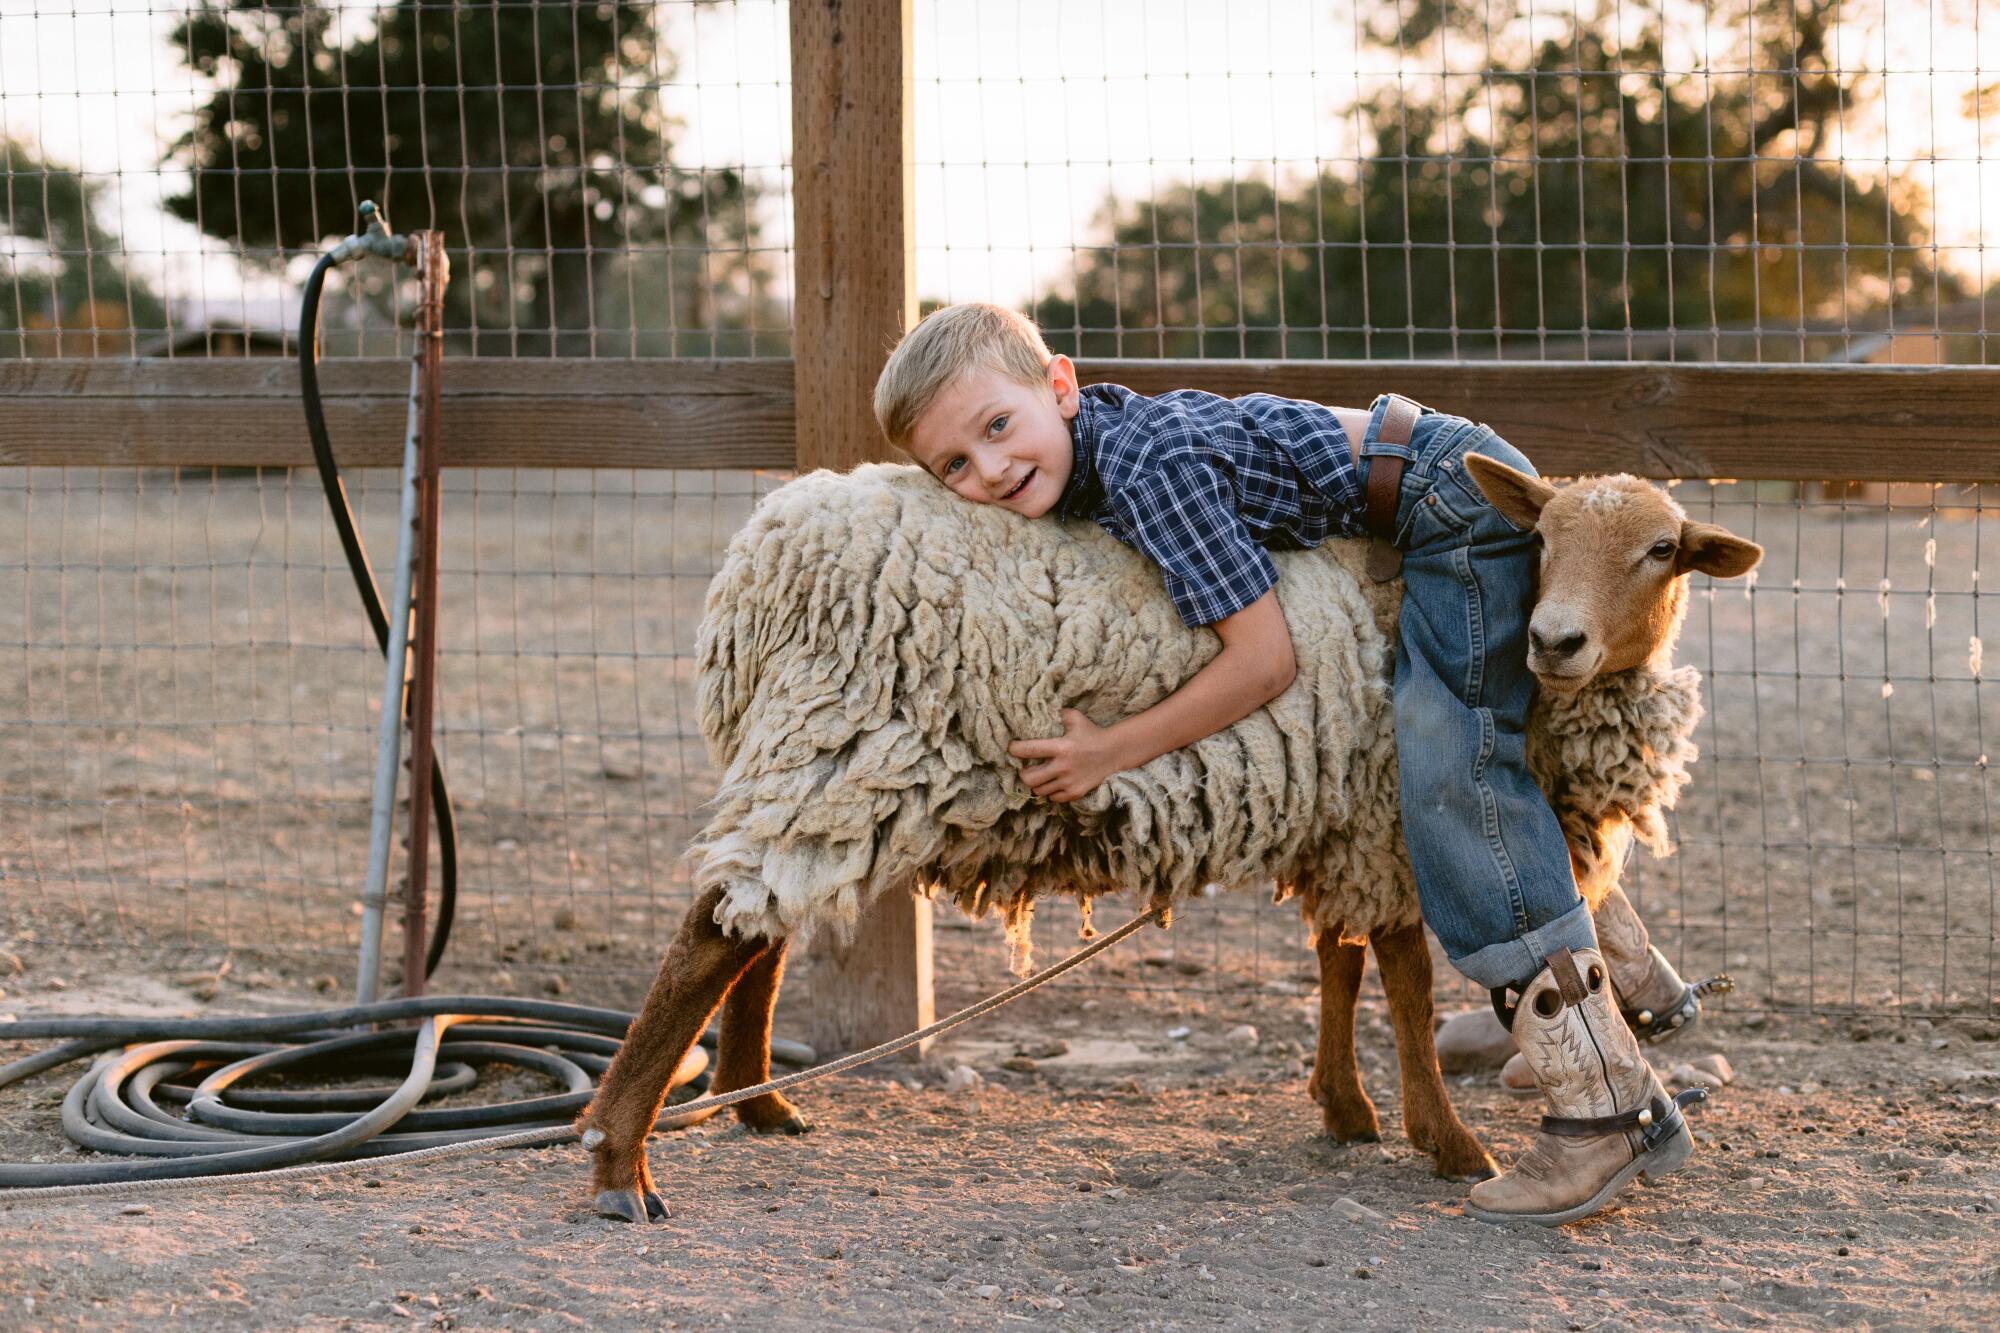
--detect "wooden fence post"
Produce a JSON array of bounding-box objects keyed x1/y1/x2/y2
[{"x1": 790, "y1": 0, "x2": 934, "y2": 1056}]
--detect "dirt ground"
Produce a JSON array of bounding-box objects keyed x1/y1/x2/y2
[{"x1": 3, "y1": 939, "x2": 1999, "y2": 1331}]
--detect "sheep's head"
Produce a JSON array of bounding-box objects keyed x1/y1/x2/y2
[{"x1": 1463, "y1": 454, "x2": 1763, "y2": 694}]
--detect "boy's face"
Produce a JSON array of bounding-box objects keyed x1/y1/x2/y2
[{"x1": 905, "y1": 355, "x2": 1079, "y2": 518}]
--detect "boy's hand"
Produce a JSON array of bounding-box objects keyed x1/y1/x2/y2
[{"x1": 1009, "y1": 708, "x2": 1127, "y2": 804}]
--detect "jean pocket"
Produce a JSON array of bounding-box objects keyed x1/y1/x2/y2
[
  {"x1": 1447, "y1": 437, "x2": 1537, "y2": 535},
  {"x1": 1400, "y1": 477, "x2": 1473, "y2": 547}
]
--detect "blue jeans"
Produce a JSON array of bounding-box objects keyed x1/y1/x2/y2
[{"x1": 1358, "y1": 396, "x2": 1597, "y2": 992}]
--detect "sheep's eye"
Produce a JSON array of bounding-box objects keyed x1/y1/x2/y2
[{"x1": 1648, "y1": 540, "x2": 1676, "y2": 561}]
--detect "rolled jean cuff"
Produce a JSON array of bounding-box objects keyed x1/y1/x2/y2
[{"x1": 1446, "y1": 901, "x2": 1599, "y2": 992}]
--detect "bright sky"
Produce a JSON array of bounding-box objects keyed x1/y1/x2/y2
[{"x1": 2, "y1": 0, "x2": 1993, "y2": 330}]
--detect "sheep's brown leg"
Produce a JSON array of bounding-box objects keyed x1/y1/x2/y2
[
  {"x1": 1308, "y1": 924, "x2": 1381, "y2": 1144},
  {"x1": 715, "y1": 936, "x2": 811, "y2": 1134},
  {"x1": 1369, "y1": 921, "x2": 1499, "y2": 1181},
  {"x1": 577, "y1": 888, "x2": 769, "y2": 1222}
]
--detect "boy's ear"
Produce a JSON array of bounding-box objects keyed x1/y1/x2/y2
[
  {"x1": 1049, "y1": 354, "x2": 1080, "y2": 419},
  {"x1": 1464, "y1": 453, "x2": 1557, "y2": 531},
  {"x1": 1676, "y1": 521, "x2": 1763, "y2": 579}
]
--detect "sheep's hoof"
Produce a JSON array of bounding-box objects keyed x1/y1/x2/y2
[
  {"x1": 748, "y1": 1112, "x2": 813, "y2": 1137},
  {"x1": 645, "y1": 1189, "x2": 669, "y2": 1221},
  {"x1": 1434, "y1": 1150, "x2": 1501, "y2": 1183},
  {"x1": 595, "y1": 1188, "x2": 653, "y2": 1224}
]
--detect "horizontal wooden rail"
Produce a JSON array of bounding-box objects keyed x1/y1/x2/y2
[
  {"x1": 2, "y1": 357, "x2": 1994, "y2": 480},
  {"x1": 1080, "y1": 361, "x2": 2000, "y2": 482},
  {"x1": 0, "y1": 358, "x2": 796, "y2": 471}
]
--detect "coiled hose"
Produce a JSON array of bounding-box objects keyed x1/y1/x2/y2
[{"x1": 0, "y1": 998, "x2": 814, "y2": 1188}]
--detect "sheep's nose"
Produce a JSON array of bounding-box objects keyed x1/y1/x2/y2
[{"x1": 1530, "y1": 627, "x2": 1588, "y2": 659}]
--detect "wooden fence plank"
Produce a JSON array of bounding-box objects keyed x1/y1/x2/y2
[
  {"x1": 1074, "y1": 361, "x2": 2000, "y2": 482},
  {"x1": 789, "y1": 0, "x2": 934, "y2": 1057},
  {"x1": 0, "y1": 359, "x2": 795, "y2": 470},
  {"x1": 1, "y1": 358, "x2": 1992, "y2": 479}
]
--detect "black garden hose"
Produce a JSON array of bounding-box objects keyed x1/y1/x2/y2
[
  {"x1": 299, "y1": 247, "x2": 457, "y2": 983},
  {"x1": 0, "y1": 997, "x2": 815, "y2": 1188}
]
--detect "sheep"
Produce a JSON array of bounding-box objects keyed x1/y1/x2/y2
[{"x1": 576, "y1": 455, "x2": 1761, "y2": 1223}]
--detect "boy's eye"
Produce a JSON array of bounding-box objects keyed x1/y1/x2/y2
[
  {"x1": 942, "y1": 457, "x2": 963, "y2": 477},
  {"x1": 987, "y1": 415, "x2": 1009, "y2": 435}
]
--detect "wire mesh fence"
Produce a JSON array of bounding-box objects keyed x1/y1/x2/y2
[
  {"x1": 2, "y1": 466, "x2": 1992, "y2": 1016},
  {"x1": 1, "y1": 2, "x2": 1995, "y2": 1019}
]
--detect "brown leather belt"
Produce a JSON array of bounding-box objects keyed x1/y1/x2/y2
[{"x1": 1354, "y1": 393, "x2": 1423, "y2": 582}]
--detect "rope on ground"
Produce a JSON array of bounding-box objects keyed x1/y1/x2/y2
[{"x1": 0, "y1": 906, "x2": 1161, "y2": 1208}]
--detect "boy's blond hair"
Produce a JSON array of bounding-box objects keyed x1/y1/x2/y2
[{"x1": 873, "y1": 303, "x2": 1054, "y2": 448}]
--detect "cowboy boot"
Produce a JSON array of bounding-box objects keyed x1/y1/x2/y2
[
  {"x1": 1496, "y1": 946, "x2": 1735, "y2": 1096},
  {"x1": 1501, "y1": 888, "x2": 1735, "y2": 1093},
  {"x1": 1593, "y1": 884, "x2": 1734, "y2": 1044},
  {"x1": 1466, "y1": 947, "x2": 1706, "y2": 1225}
]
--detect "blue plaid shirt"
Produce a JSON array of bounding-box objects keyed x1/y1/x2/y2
[{"x1": 1055, "y1": 383, "x2": 1370, "y2": 626}]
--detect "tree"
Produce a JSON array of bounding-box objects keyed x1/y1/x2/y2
[
  {"x1": 165, "y1": 1, "x2": 779, "y2": 356},
  {"x1": 1033, "y1": 0, "x2": 1961, "y2": 362},
  {"x1": 1, "y1": 137, "x2": 170, "y2": 357}
]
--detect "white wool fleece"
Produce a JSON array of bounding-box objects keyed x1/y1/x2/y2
[{"x1": 693, "y1": 464, "x2": 1703, "y2": 963}]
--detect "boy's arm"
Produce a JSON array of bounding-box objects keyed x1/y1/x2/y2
[{"x1": 1009, "y1": 589, "x2": 1297, "y2": 804}]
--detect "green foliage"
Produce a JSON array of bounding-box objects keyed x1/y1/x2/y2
[
  {"x1": 1035, "y1": 1, "x2": 1960, "y2": 362},
  {"x1": 165, "y1": 0, "x2": 779, "y2": 355},
  {"x1": 0, "y1": 137, "x2": 170, "y2": 356}
]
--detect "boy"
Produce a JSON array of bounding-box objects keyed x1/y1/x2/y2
[{"x1": 873, "y1": 302, "x2": 1699, "y2": 1225}]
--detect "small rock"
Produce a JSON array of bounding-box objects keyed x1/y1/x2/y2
[
  {"x1": 1717, "y1": 1277, "x2": 1743, "y2": 1294},
  {"x1": 1077, "y1": 1181, "x2": 1092, "y2": 1192},
  {"x1": 121, "y1": 1204, "x2": 151, "y2": 1216},
  {"x1": 1671, "y1": 1062, "x2": 1726, "y2": 1090},
  {"x1": 1001, "y1": 1056, "x2": 1039, "y2": 1074},
  {"x1": 1691, "y1": 1053, "x2": 1735, "y2": 1086},
  {"x1": 943, "y1": 1064, "x2": 982, "y2": 1094},
  {"x1": 552, "y1": 906, "x2": 577, "y2": 932},
  {"x1": 973, "y1": 1285, "x2": 1000, "y2": 1300},
  {"x1": 1435, "y1": 1009, "x2": 1514, "y2": 1072},
  {"x1": 1026, "y1": 1040, "x2": 1070, "y2": 1060},
  {"x1": 311, "y1": 974, "x2": 338, "y2": 994},
  {"x1": 543, "y1": 975, "x2": 569, "y2": 997},
  {"x1": 1352, "y1": 1267, "x2": 1373, "y2": 1279},
  {"x1": 1225, "y1": 1024, "x2": 1260, "y2": 1049},
  {"x1": 1166, "y1": 1026, "x2": 1192, "y2": 1041},
  {"x1": 1331, "y1": 1196, "x2": 1385, "y2": 1225},
  {"x1": 45, "y1": 976, "x2": 68, "y2": 992}
]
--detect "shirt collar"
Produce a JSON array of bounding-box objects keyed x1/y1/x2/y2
[{"x1": 1055, "y1": 391, "x2": 1105, "y2": 520}]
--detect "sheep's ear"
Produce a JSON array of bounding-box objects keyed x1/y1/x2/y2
[
  {"x1": 1677, "y1": 521, "x2": 1763, "y2": 579},
  {"x1": 1464, "y1": 453, "x2": 1557, "y2": 531}
]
